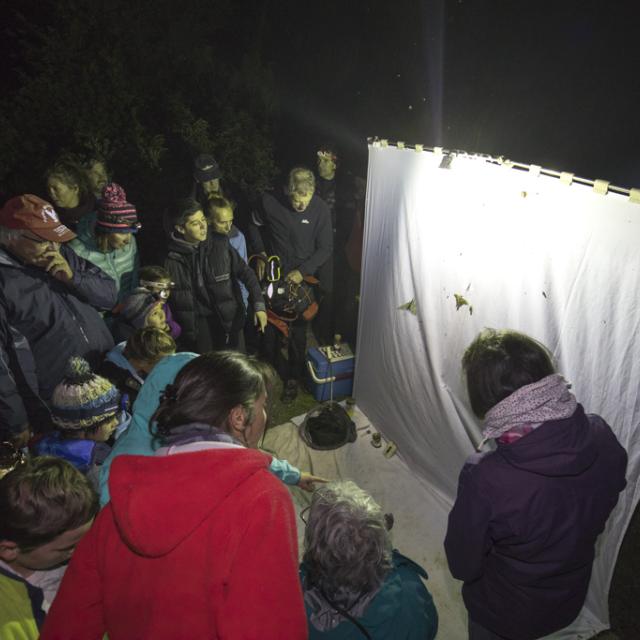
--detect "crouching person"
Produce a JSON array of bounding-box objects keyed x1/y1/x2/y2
[
  {"x1": 34, "y1": 357, "x2": 129, "y2": 490},
  {"x1": 41, "y1": 352, "x2": 308, "y2": 640},
  {"x1": 0, "y1": 457, "x2": 98, "y2": 639},
  {"x1": 300, "y1": 481, "x2": 438, "y2": 639}
]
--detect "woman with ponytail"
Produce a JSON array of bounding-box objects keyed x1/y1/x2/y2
[{"x1": 42, "y1": 351, "x2": 308, "y2": 640}]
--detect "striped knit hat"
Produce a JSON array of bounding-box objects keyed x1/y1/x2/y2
[
  {"x1": 50, "y1": 357, "x2": 121, "y2": 430},
  {"x1": 96, "y1": 183, "x2": 140, "y2": 234}
]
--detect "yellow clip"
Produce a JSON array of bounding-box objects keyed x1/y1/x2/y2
[
  {"x1": 593, "y1": 179, "x2": 609, "y2": 195},
  {"x1": 380, "y1": 139, "x2": 389, "y2": 147},
  {"x1": 629, "y1": 188, "x2": 640, "y2": 204},
  {"x1": 433, "y1": 146, "x2": 444, "y2": 156},
  {"x1": 560, "y1": 172, "x2": 574, "y2": 186},
  {"x1": 397, "y1": 141, "x2": 405, "y2": 149},
  {"x1": 415, "y1": 144, "x2": 423, "y2": 152}
]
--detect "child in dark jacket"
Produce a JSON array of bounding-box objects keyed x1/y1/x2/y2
[
  {"x1": 33, "y1": 357, "x2": 130, "y2": 490},
  {"x1": 98, "y1": 327, "x2": 176, "y2": 412}
]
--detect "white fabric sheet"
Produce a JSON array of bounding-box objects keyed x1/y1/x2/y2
[{"x1": 354, "y1": 144, "x2": 640, "y2": 638}]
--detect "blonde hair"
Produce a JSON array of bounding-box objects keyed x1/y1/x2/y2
[{"x1": 123, "y1": 327, "x2": 176, "y2": 364}]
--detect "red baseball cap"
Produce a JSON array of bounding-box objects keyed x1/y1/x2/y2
[{"x1": 0, "y1": 195, "x2": 76, "y2": 242}]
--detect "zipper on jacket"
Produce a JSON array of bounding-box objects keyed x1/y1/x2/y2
[{"x1": 60, "y1": 295, "x2": 90, "y2": 346}]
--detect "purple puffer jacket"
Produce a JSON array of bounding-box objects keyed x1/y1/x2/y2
[
  {"x1": 444, "y1": 404, "x2": 627, "y2": 640},
  {"x1": 163, "y1": 302, "x2": 182, "y2": 340}
]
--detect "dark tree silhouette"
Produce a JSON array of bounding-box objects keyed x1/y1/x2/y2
[{"x1": 0, "y1": 0, "x2": 277, "y2": 221}]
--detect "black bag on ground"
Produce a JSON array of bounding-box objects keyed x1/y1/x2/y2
[{"x1": 299, "y1": 402, "x2": 357, "y2": 450}]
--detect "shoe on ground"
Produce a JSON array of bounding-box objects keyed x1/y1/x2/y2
[{"x1": 281, "y1": 380, "x2": 298, "y2": 404}]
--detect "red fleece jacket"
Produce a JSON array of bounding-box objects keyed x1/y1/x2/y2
[{"x1": 41, "y1": 447, "x2": 307, "y2": 640}]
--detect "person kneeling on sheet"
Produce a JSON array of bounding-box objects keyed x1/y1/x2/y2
[
  {"x1": 445, "y1": 329, "x2": 627, "y2": 640},
  {"x1": 41, "y1": 351, "x2": 309, "y2": 640},
  {"x1": 300, "y1": 481, "x2": 438, "y2": 640},
  {"x1": 0, "y1": 456, "x2": 98, "y2": 639}
]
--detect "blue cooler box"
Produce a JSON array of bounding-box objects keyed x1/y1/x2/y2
[{"x1": 306, "y1": 345, "x2": 355, "y2": 402}]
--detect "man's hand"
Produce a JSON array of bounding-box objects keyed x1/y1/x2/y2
[
  {"x1": 41, "y1": 249, "x2": 73, "y2": 283},
  {"x1": 297, "y1": 472, "x2": 329, "y2": 492},
  {"x1": 255, "y1": 251, "x2": 267, "y2": 281},
  {"x1": 254, "y1": 310, "x2": 268, "y2": 333},
  {"x1": 285, "y1": 269, "x2": 303, "y2": 284}
]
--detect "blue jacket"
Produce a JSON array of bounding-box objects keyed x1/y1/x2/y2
[
  {"x1": 0, "y1": 245, "x2": 117, "y2": 432},
  {"x1": 99, "y1": 352, "x2": 300, "y2": 505},
  {"x1": 300, "y1": 550, "x2": 438, "y2": 640},
  {"x1": 229, "y1": 225, "x2": 249, "y2": 308}
]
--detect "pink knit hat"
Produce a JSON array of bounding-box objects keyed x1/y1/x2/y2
[{"x1": 97, "y1": 183, "x2": 140, "y2": 234}]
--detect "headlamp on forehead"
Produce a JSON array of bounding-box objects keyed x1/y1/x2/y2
[{"x1": 140, "y1": 279, "x2": 175, "y2": 300}]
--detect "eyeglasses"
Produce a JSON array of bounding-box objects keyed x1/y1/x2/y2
[
  {"x1": 299, "y1": 506, "x2": 310, "y2": 525},
  {"x1": 20, "y1": 233, "x2": 49, "y2": 244}
]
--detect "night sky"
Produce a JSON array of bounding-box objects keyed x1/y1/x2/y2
[
  {"x1": 265, "y1": 0, "x2": 639, "y2": 187},
  {"x1": 2, "y1": 0, "x2": 639, "y2": 187}
]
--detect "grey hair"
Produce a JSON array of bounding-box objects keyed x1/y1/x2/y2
[
  {"x1": 287, "y1": 167, "x2": 315, "y2": 195},
  {"x1": 303, "y1": 481, "x2": 392, "y2": 608},
  {"x1": 0, "y1": 227, "x2": 22, "y2": 247}
]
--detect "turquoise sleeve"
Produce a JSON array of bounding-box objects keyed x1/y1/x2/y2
[{"x1": 269, "y1": 457, "x2": 301, "y2": 485}]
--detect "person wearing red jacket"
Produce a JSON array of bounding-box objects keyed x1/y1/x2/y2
[{"x1": 41, "y1": 351, "x2": 308, "y2": 640}]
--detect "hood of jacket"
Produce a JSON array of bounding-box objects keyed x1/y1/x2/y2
[
  {"x1": 105, "y1": 341, "x2": 144, "y2": 384},
  {"x1": 108, "y1": 446, "x2": 271, "y2": 557},
  {"x1": 497, "y1": 404, "x2": 598, "y2": 477},
  {"x1": 228, "y1": 225, "x2": 241, "y2": 241},
  {"x1": 166, "y1": 231, "x2": 202, "y2": 256},
  {"x1": 73, "y1": 211, "x2": 98, "y2": 249}
]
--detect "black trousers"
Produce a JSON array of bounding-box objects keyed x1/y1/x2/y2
[
  {"x1": 194, "y1": 315, "x2": 245, "y2": 353},
  {"x1": 262, "y1": 318, "x2": 307, "y2": 382}
]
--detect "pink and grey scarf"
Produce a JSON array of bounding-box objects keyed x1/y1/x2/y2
[{"x1": 478, "y1": 373, "x2": 577, "y2": 449}]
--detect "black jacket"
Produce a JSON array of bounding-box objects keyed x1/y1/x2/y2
[
  {"x1": 0, "y1": 244, "x2": 117, "y2": 432},
  {"x1": 164, "y1": 232, "x2": 265, "y2": 350},
  {"x1": 248, "y1": 192, "x2": 333, "y2": 277}
]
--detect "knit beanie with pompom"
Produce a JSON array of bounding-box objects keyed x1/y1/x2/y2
[
  {"x1": 50, "y1": 357, "x2": 121, "y2": 430},
  {"x1": 96, "y1": 182, "x2": 139, "y2": 233}
]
